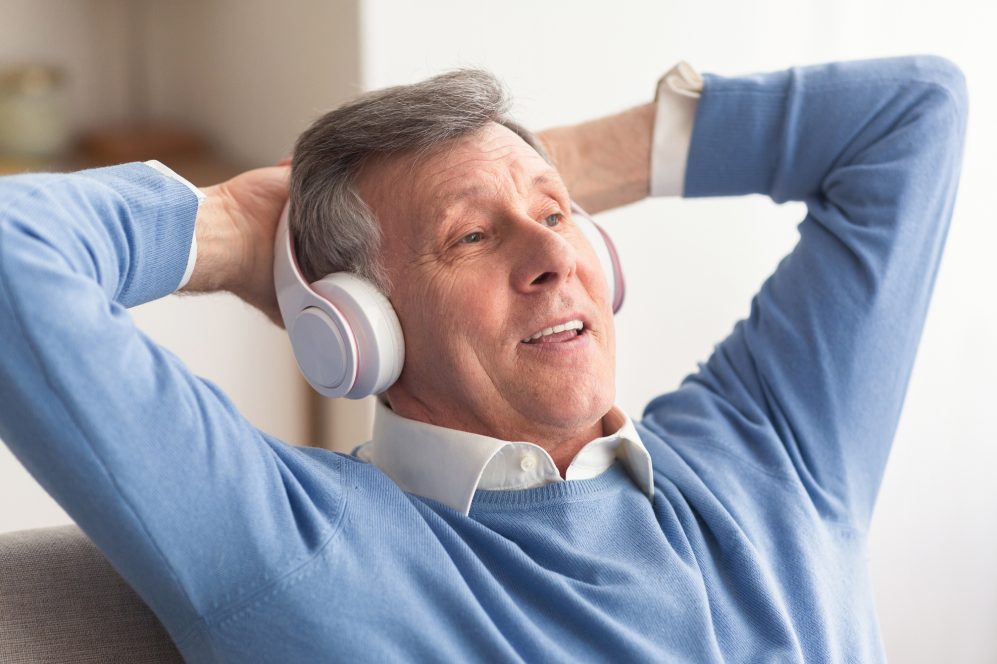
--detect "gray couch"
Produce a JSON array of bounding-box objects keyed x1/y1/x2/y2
[{"x1": 0, "y1": 525, "x2": 183, "y2": 662}]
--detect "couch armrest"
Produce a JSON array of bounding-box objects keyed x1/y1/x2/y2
[{"x1": 0, "y1": 524, "x2": 183, "y2": 663}]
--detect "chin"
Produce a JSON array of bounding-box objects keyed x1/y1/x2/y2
[{"x1": 520, "y1": 376, "x2": 614, "y2": 431}]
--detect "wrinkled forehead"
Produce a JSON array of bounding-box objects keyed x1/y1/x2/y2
[{"x1": 358, "y1": 123, "x2": 559, "y2": 243}]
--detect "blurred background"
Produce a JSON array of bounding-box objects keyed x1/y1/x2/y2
[{"x1": 0, "y1": 0, "x2": 994, "y2": 660}]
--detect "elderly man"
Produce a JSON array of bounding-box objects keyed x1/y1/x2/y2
[{"x1": 0, "y1": 55, "x2": 967, "y2": 662}]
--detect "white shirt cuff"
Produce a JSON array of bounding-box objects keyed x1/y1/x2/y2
[
  {"x1": 650, "y1": 61, "x2": 704, "y2": 197},
  {"x1": 143, "y1": 160, "x2": 205, "y2": 290}
]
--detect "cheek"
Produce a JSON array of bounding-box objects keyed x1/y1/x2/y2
[
  {"x1": 395, "y1": 269, "x2": 502, "y2": 367},
  {"x1": 438, "y1": 275, "x2": 505, "y2": 350}
]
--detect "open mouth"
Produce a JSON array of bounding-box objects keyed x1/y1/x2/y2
[{"x1": 521, "y1": 319, "x2": 585, "y2": 345}]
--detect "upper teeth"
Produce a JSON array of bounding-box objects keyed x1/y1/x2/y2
[{"x1": 522, "y1": 319, "x2": 584, "y2": 343}]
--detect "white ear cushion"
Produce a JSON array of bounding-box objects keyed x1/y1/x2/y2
[
  {"x1": 311, "y1": 273, "x2": 405, "y2": 398},
  {"x1": 571, "y1": 203, "x2": 619, "y2": 310}
]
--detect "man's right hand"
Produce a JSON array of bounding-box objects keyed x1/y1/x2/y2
[{"x1": 180, "y1": 164, "x2": 290, "y2": 328}]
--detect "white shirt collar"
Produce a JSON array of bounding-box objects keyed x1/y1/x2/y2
[{"x1": 354, "y1": 400, "x2": 654, "y2": 515}]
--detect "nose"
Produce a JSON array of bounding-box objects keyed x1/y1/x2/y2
[{"x1": 509, "y1": 218, "x2": 578, "y2": 295}]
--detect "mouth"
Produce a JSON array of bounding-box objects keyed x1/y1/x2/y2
[{"x1": 520, "y1": 319, "x2": 586, "y2": 345}]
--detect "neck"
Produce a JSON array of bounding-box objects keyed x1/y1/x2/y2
[{"x1": 544, "y1": 421, "x2": 605, "y2": 477}]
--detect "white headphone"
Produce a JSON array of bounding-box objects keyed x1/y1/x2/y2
[{"x1": 274, "y1": 200, "x2": 625, "y2": 399}]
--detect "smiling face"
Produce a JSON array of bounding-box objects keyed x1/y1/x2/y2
[{"x1": 360, "y1": 122, "x2": 616, "y2": 450}]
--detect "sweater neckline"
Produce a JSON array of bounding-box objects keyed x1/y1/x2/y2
[
  {"x1": 356, "y1": 400, "x2": 653, "y2": 516},
  {"x1": 468, "y1": 461, "x2": 635, "y2": 513}
]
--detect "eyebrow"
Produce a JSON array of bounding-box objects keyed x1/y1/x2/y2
[
  {"x1": 530, "y1": 172, "x2": 558, "y2": 190},
  {"x1": 428, "y1": 171, "x2": 565, "y2": 245}
]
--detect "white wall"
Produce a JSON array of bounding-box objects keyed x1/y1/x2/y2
[{"x1": 359, "y1": 1, "x2": 997, "y2": 661}]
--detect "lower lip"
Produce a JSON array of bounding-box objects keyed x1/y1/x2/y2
[{"x1": 519, "y1": 330, "x2": 590, "y2": 354}]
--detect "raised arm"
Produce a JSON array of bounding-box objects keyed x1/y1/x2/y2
[
  {"x1": 179, "y1": 164, "x2": 290, "y2": 326},
  {"x1": 642, "y1": 56, "x2": 968, "y2": 528},
  {"x1": 0, "y1": 163, "x2": 344, "y2": 653},
  {"x1": 538, "y1": 102, "x2": 656, "y2": 213},
  {"x1": 537, "y1": 62, "x2": 700, "y2": 213}
]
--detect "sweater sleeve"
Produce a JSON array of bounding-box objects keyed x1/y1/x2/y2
[
  {"x1": 0, "y1": 163, "x2": 344, "y2": 644},
  {"x1": 642, "y1": 56, "x2": 968, "y2": 528}
]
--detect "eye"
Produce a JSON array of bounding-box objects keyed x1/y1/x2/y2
[
  {"x1": 460, "y1": 231, "x2": 484, "y2": 244},
  {"x1": 543, "y1": 213, "x2": 562, "y2": 227}
]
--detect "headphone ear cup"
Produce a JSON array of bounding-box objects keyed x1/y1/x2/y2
[
  {"x1": 311, "y1": 273, "x2": 404, "y2": 398},
  {"x1": 571, "y1": 202, "x2": 626, "y2": 314},
  {"x1": 275, "y1": 201, "x2": 404, "y2": 399}
]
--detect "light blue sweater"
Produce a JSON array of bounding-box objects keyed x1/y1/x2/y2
[{"x1": 0, "y1": 56, "x2": 967, "y2": 662}]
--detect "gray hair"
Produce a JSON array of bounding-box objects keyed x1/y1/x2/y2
[{"x1": 289, "y1": 68, "x2": 549, "y2": 292}]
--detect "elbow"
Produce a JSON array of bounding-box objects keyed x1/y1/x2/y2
[{"x1": 908, "y1": 55, "x2": 969, "y2": 128}]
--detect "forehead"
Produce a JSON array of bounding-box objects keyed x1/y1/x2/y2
[
  {"x1": 419, "y1": 124, "x2": 552, "y2": 203},
  {"x1": 361, "y1": 123, "x2": 559, "y2": 238}
]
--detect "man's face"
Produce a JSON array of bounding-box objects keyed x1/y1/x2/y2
[{"x1": 361, "y1": 122, "x2": 615, "y2": 445}]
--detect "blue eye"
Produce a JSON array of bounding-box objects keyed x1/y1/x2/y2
[
  {"x1": 543, "y1": 213, "x2": 562, "y2": 227},
  {"x1": 461, "y1": 231, "x2": 484, "y2": 244}
]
